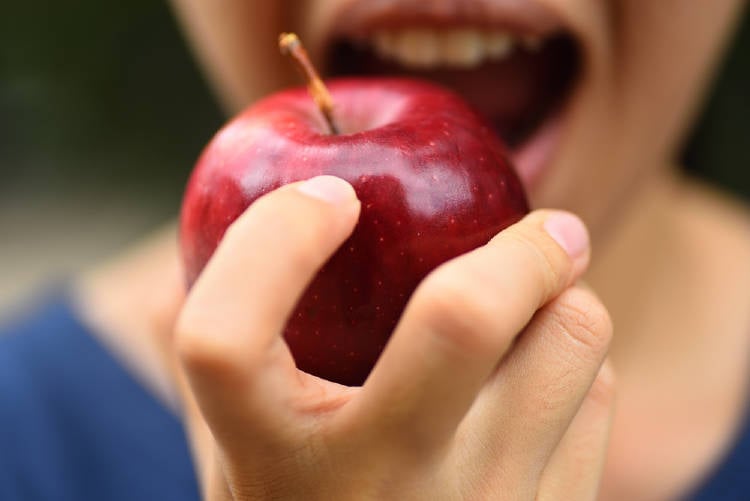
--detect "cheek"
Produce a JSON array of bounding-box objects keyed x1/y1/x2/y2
[
  {"x1": 294, "y1": 0, "x2": 351, "y2": 51},
  {"x1": 613, "y1": 0, "x2": 742, "y2": 165},
  {"x1": 530, "y1": 80, "x2": 637, "y2": 241},
  {"x1": 172, "y1": 0, "x2": 295, "y2": 111},
  {"x1": 528, "y1": 0, "x2": 742, "y2": 240}
]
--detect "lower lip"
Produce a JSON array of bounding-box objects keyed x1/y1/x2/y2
[{"x1": 510, "y1": 109, "x2": 564, "y2": 190}]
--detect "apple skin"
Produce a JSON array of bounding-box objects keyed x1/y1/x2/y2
[{"x1": 180, "y1": 78, "x2": 529, "y2": 386}]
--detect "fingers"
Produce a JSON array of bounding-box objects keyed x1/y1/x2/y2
[
  {"x1": 537, "y1": 360, "x2": 615, "y2": 501},
  {"x1": 175, "y1": 176, "x2": 360, "y2": 440},
  {"x1": 346, "y1": 210, "x2": 590, "y2": 451},
  {"x1": 176, "y1": 363, "x2": 232, "y2": 501},
  {"x1": 464, "y1": 285, "x2": 613, "y2": 486}
]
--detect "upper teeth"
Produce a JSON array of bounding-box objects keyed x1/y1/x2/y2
[{"x1": 372, "y1": 28, "x2": 541, "y2": 69}]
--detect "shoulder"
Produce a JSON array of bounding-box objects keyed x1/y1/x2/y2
[
  {"x1": 676, "y1": 177, "x2": 750, "y2": 245},
  {"x1": 0, "y1": 293, "x2": 199, "y2": 501},
  {"x1": 0, "y1": 295, "x2": 89, "y2": 499},
  {"x1": 690, "y1": 406, "x2": 750, "y2": 500},
  {"x1": 674, "y1": 179, "x2": 750, "y2": 500}
]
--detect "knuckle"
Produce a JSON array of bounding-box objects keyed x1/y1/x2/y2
[
  {"x1": 503, "y1": 230, "x2": 565, "y2": 299},
  {"x1": 552, "y1": 287, "x2": 613, "y2": 358},
  {"x1": 412, "y1": 267, "x2": 504, "y2": 356},
  {"x1": 174, "y1": 311, "x2": 245, "y2": 378}
]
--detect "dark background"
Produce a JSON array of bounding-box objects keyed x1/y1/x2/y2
[
  {"x1": 0, "y1": 2, "x2": 223, "y2": 212},
  {"x1": 0, "y1": 2, "x2": 748, "y2": 313}
]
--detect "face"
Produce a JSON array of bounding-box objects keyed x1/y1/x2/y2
[{"x1": 170, "y1": 0, "x2": 743, "y2": 243}]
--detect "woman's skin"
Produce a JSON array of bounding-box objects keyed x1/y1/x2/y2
[{"x1": 77, "y1": 0, "x2": 750, "y2": 499}]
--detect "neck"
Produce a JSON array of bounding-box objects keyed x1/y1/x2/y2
[
  {"x1": 587, "y1": 169, "x2": 750, "y2": 372},
  {"x1": 586, "y1": 170, "x2": 678, "y2": 366},
  {"x1": 588, "y1": 167, "x2": 750, "y2": 500}
]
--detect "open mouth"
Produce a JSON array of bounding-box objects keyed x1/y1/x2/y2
[{"x1": 320, "y1": 0, "x2": 582, "y2": 188}]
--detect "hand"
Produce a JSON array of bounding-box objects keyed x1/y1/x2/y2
[{"x1": 173, "y1": 175, "x2": 614, "y2": 500}]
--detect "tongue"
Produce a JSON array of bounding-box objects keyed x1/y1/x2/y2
[{"x1": 327, "y1": 35, "x2": 577, "y2": 146}]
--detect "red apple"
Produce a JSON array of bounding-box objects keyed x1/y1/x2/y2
[{"x1": 180, "y1": 77, "x2": 529, "y2": 386}]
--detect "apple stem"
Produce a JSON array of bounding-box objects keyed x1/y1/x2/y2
[{"x1": 279, "y1": 33, "x2": 340, "y2": 135}]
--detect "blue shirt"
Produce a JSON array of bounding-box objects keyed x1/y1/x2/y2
[
  {"x1": 0, "y1": 291, "x2": 747, "y2": 500},
  {"x1": 0, "y1": 293, "x2": 199, "y2": 501}
]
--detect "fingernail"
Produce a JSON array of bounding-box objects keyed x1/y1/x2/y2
[
  {"x1": 544, "y1": 212, "x2": 589, "y2": 259},
  {"x1": 297, "y1": 175, "x2": 357, "y2": 205}
]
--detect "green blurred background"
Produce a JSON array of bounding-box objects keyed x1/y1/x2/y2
[{"x1": 0, "y1": 2, "x2": 748, "y2": 315}]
